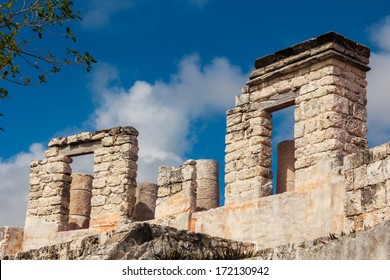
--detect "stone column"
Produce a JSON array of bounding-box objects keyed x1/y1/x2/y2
[
  {"x1": 68, "y1": 173, "x2": 93, "y2": 230},
  {"x1": 276, "y1": 140, "x2": 295, "y2": 194},
  {"x1": 195, "y1": 160, "x2": 219, "y2": 211},
  {"x1": 133, "y1": 182, "x2": 158, "y2": 221}
]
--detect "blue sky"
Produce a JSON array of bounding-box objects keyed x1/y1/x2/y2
[{"x1": 1, "y1": 0, "x2": 390, "y2": 226}]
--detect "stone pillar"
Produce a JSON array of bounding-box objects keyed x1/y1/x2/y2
[
  {"x1": 90, "y1": 127, "x2": 139, "y2": 231},
  {"x1": 224, "y1": 108, "x2": 273, "y2": 204},
  {"x1": 155, "y1": 160, "x2": 197, "y2": 219},
  {"x1": 276, "y1": 140, "x2": 295, "y2": 194},
  {"x1": 25, "y1": 155, "x2": 72, "y2": 233},
  {"x1": 68, "y1": 174, "x2": 93, "y2": 230},
  {"x1": 132, "y1": 182, "x2": 158, "y2": 221},
  {"x1": 195, "y1": 160, "x2": 219, "y2": 211}
]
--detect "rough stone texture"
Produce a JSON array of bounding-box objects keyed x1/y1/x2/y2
[
  {"x1": 155, "y1": 160, "x2": 197, "y2": 218},
  {"x1": 68, "y1": 174, "x2": 93, "y2": 230},
  {"x1": 276, "y1": 140, "x2": 295, "y2": 193},
  {"x1": 155, "y1": 159, "x2": 219, "y2": 218},
  {"x1": 191, "y1": 155, "x2": 346, "y2": 250},
  {"x1": 5, "y1": 32, "x2": 390, "y2": 260},
  {"x1": 225, "y1": 31, "x2": 370, "y2": 205},
  {"x1": 195, "y1": 160, "x2": 219, "y2": 211},
  {"x1": 343, "y1": 142, "x2": 390, "y2": 232},
  {"x1": 23, "y1": 126, "x2": 139, "y2": 251},
  {"x1": 0, "y1": 227, "x2": 23, "y2": 258},
  {"x1": 132, "y1": 182, "x2": 158, "y2": 221},
  {"x1": 253, "y1": 220, "x2": 390, "y2": 260},
  {"x1": 1, "y1": 223, "x2": 254, "y2": 260}
]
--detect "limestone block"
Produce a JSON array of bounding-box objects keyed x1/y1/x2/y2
[
  {"x1": 133, "y1": 182, "x2": 158, "y2": 221},
  {"x1": 155, "y1": 182, "x2": 196, "y2": 218},
  {"x1": 235, "y1": 93, "x2": 249, "y2": 106},
  {"x1": 227, "y1": 110, "x2": 243, "y2": 127},
  {"x1": 157, "y1": 166, "x2": 175, "y2": 186},
  {"x1": 367, "y1": 161, "x2": 383, "y2": 185},
  {"x1": 352, "y1": 164, "x2": 367, "y2": 189},
  {"x1": 91, "y1": 195, "x2": 106, "y2": 207},
  {"x1": 225, "y1": 130, "x2": 244, "y2": 144},
  {"x1": 48, "y1": 162, "x2": 72, "y2": 174},
  {"x1": 249, "y1": 135, "x2": 272, "y2": 147},
  {"x1": 383, "y1": 156, "x2": 390, "y2": 180},
  {"x1": 360, "y1": 183, "x2": 386, "y2": 211},
  {"x1": 225, "y1": 172, "x2": 237, "y2": 184},
  {"x1": 345, "y1": 190, "x2": 362, "y2": 216},
  {"x1": 45, "y1": 147, "x2": 60, "y2": 158},
  {"x1": 343, "y1": 152, "x2": 364, "y2": 171},
  {"x1": 386, "y1": 180, "x2": 390, "y2": 206}
]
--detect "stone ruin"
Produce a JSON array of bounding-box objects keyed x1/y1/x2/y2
[{"x1": 2, "y1": 32, "x2": 390, "y2": 259}]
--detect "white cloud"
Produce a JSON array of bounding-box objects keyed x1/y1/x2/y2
[
  {"x1": 82, "y1": 0, "x2": 133, "y2": 29},
  {"x1": 367, "y1": 15, "x2": 390, "y2": 147},
  {"x1": 0, "y1": 143, "x2": 45, "y2": 227},
  {"x1": 90, "y1": 54, "x2": 246, "y2": 182}
]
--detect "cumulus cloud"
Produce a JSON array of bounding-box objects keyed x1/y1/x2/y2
[
  {"x1": 0, "y1": 143, "x2": 45, "y2": 226},
  {"x1": 82, "y1": 0, "x2": 133, "y2": 29},
  {"x1": 90, "y1": 54, "x2": 246, "y2": 182},
  {"x1": 367, "y1": 15, "x2": 390, "y2": 147}
]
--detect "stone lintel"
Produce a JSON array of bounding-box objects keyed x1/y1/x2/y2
[
  {"x1": 60, "y1": 141, "x2": 101, "y2": 156},
  {"x1": 48, "y1": 126, "x2": 138, "y2": 148},
  {"x1": 254, "y1": 32, "x2": 370, "y2": 70},
  {"x1": 248, "y1": 49, "x2": 370, "y2": 87},
  {"x1": 260, "y1": 90, "x2": 299, "y2": 113},
  {"x1": 249, "y1": 32, "x2": 370, "y2": 86}
]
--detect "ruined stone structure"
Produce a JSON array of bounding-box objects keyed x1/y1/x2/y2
[{"x1": 1, "y1": 32, "x2": 390, "y2": 259}]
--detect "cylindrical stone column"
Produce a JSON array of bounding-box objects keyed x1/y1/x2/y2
[
  {"x1": 276, "y1": 140, "x2": 295, "y2": 194},
  {"x1": 68, "y1": 173, "x2": 93, "y2": 230},
  {"x1": 195, "y1": 160, "x2": 219, "y2": 211},
  {"x1": 132, "y1": 182, "x2": 158, "y2": 221}
]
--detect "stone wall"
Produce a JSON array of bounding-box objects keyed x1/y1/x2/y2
[
  {"x1": 343, "y1": 142, "x2": 390, "y2": 232},
  {"x1": 0, "y1": 227, "x2": 23, "y2": 258},
  {"x1": 225, "y1": 32, "x2": 370, "y2": 204},
  {"x1": 155, "y1": 159, "x2": 219, "y2": 220},
  {"x1": 23, "y1": 126, "x2": 139, "y2": 251},
  {"x1": 253, "y1": 220, "x2": 390, "y2": 260}
]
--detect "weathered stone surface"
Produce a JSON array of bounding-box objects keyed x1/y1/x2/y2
[
  {"x1": 132, "y1": 182, "x2": 158, "y2": 221},
  {"x1": 196, "y1": 160, "x2": 219, "y2": 211},
  {"x1": 276, "y1": 140, "x2": 295, "y2": 193},
  {"x1": 0, "y1": 227, "x2": 23, "y2": 258},
  {"x1": 68, "y1": 174, "x2": 93, "y2": 230},
  {"x1": 2, "y1": 223, "x2": 254, "y2": 260},
  {"x1": 13, "y1": 33, "x2": 390, "y2": 261}
]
